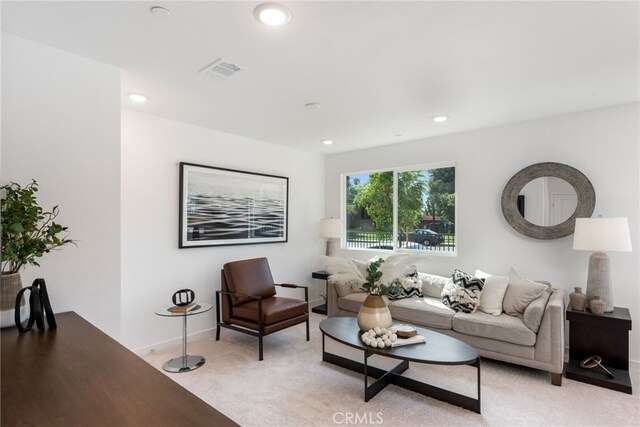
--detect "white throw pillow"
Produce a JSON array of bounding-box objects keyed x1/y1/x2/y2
[
  {"x1": 477, "y1": 275, "x2": 509, "y2": 316},
  {"x1": 503, "y1": 267, "x2": 548, "y2": 316},
  {"x1": 418, "y1": 273, "x2": 452, "y2": 298},
  {"x1": 379, "y1": 254, "x2": 418, "y2": 284},
  {"x1": 323, "y1": 256, "x2": 364, "y2": 278}
]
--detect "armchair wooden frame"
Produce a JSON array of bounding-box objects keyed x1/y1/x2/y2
[{"x1": 215, "y1": 283, "x2": 309, "y2": 361}]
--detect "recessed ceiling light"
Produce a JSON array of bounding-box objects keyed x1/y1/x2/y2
[
  {"x1": 128, "y1": 94, "x2": 148, "y2": 103},
  {"x1": 150, "y1": 6, "x2": 171, "y2": 17},
  {"x1": 254, "y1": 3, "x2": 292, "y2": 26},
  {"x1": 305, "y1": 102, "x2": 322, "y2": 109},
  {"x1": 322, "y1": 139, "x2": 334, "y2": 145},
  {"x1": 432, "y1": 115, "x2": 448, "y2": 123}
]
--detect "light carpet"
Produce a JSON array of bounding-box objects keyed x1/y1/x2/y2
[{"x1": 142, "y1": 313, "x2": 640, "y2": 427}]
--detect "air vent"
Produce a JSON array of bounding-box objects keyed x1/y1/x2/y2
[{"x1": 200, "y1": 58, "x2": 245, "y2": 78}]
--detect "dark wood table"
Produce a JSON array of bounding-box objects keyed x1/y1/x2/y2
[
  {"x1": 311, "y1": 270, "x2": 330, "y2": 315},
  {"x1": 319, "y1": 317, "x2": 481, "y2": 413},
  {"x1": 1, "y1": 311, "x2": 238, "y2": 427},
  {"x1": 566, "y1": 306, "x2": 632, "y2": 394}
]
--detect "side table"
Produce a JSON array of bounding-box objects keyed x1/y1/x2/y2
[
  {"x1": 311, "y1": 270, "x2": 330, "y2": 315},
  {"x1": 566, "y1": 306, "x2": 632, "y2": 394},
  {"x1": 155, "y1": 303, "x2": 212, "y2": 373}
]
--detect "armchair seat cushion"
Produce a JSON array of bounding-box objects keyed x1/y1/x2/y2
[{"x1": 233, "y1": 297, "x2": 308, "y2": 325}]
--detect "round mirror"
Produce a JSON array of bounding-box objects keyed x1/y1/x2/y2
[
  {"x1": 501, "y1": 162, "x2": 595, "y2": 239},
  {"x1": 518, "y1": 177, "x2": 578, "y2": 226}
]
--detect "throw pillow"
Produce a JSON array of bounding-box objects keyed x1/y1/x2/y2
[
  {"x1": 502, "y1": 267, "x2": 548, "y2": 316},
  {"x1": 323, "y1": 256, "x2": 367, "y2": 297},
  {"x1": 329, "y1": 273, "x2": 366, "y2": 298},
  {"x1": 322, "y1": 256, "x2": 364, "y2": 279},
  {"x1": 350, "y1": 258, "x2": 368, "y2": 280},
  {"x1": 523, "y1": 291, "x2": 551, "y2": 332},
  {"x1": 476, "y1": 274, "x2": 509, "y2": 316},
  {"x1": 441, "y1": 270, "x2": 484, "y2": 313},
  {"x1": 418, "y1": 273, "x2": 452, "y2": 298},
  {"x1": 388, "y1": 276, "x2": 424, "y2": 300},
  {"x1": 379, "y1": 254, "x2": 418, "y2": 285}
]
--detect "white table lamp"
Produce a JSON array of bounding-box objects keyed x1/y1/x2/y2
[
  {"x1": 573, "y1": 217, "x2": 632, "y2": 312},
  {"x1": 320, "y1": 218, "x2": 341, "y2": 256}
]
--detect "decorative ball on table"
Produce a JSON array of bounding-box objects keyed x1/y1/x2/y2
[{"x1": 361, "y1": 327, "x2": 398, "y2": 348}]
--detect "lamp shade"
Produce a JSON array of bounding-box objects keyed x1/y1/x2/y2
[
  {"x1": 573, "y1": 217, "x2": 632, "y2": 252},
  {"x1": 319, "y1": 218, "x2": 341, "y2": 239}
]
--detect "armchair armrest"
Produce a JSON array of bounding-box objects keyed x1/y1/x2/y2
[
  {"x1": 275, "y1": 283, "x2": 309, "y2": 303},
  {"x1": 276, "y1": 283, "x2": 307, "y2": 289}
]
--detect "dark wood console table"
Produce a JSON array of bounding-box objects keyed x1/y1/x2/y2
[
  {"x1": 565, "y1": 306, "x2": 632, "y2": 394},
  {"x1": 1, "y1": 312, "x2": 238, "y2": 426},
  {"x1": 311, "y1": 270, "x2": 330, "y2": 315}
]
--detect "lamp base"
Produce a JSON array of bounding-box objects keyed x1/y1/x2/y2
[
  {"x1": 326, "y1": 238, "x2": 339, "y2": 257},
  {"x1": 585, "y1": 251, "x2": 613, "y2": 313}
]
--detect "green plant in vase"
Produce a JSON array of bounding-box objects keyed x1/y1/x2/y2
[
  {"x1": 1, "y1": 180, "x2": 74, "y2": 326},
  {"x1": 362, "y1": 258, "x2": 403, "y2": 296},
  {"x1": 357, "y1": 258, "x2": 402, "y2": 331}
]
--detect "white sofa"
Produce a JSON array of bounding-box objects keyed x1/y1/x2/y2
[{"x1": 327, "y1": 274, "x2": 566, "y2": 385}]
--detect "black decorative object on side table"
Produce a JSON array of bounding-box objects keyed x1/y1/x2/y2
[
  {"x1": 311, "y1": 270, "x2": 330, "y2": 315},
  {"x1": 566, "y1": 306, "x2": 632, "y2": 394}
]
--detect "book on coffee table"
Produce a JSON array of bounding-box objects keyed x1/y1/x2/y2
[{"x1": 391, "y1": 334, "x2": 426, "y2": 347}]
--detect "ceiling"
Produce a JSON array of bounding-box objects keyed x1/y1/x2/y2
[{"x1": 2, "y1": 1, "x2": 639, "y2": 154}]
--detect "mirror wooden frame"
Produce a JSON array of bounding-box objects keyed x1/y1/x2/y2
[{"x1": 501, "y1": 162, "x2": 595, "y2": 239}]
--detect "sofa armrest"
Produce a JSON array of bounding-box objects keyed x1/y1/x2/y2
[
  {"x1": 534, "y1": 288, "x2": 566, "y2": 373},
  {"x1": 327, "y1": 278, "x2": 341, "y2": 317}
]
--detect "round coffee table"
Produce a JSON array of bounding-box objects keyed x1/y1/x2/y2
[
  {"x1": 319, "y1": 316, "x2": 481, "y2": 413},
  {"x1": 155, "y1": 303, "x2": 212, "y2": 373}
]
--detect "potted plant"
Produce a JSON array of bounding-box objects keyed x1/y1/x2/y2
[
  {"x1": 357, "y1": 258, "x2": 402, "y2": 331},
  {"x1": 1, "y1": 180, "x2": 74, "y2": 327}
]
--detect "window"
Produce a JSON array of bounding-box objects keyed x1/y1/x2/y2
[{"x1": 344, "y1": 163, "x2": 456, "y2": 254}]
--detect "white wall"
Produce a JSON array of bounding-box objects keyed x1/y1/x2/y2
[
  {"x1": 121, "y1": 111, "x2": 325, "y2": 351},
  {"x1": 1, "y1": 34, "x2": 122, "y2": 338},
  {"x1": 325, "y1": 103, "x2": 640, "y2": 361}
]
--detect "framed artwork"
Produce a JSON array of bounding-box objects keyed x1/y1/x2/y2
[{"x1": 179, "y1": 162, "x2": 288, "y2": 248}]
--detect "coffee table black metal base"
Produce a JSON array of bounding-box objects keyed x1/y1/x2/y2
[{"x1": 320, "y1": 318, "x2": 481, "y2": 414}]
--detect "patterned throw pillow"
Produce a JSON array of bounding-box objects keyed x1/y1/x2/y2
[
  {"x1": 441, "y1": 270, "x2": 485, "y2": 313},
  {"x1": 388, "y1": 276, "x2": 424, "y2": 300}
]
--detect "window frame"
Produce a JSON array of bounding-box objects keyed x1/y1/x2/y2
[{"x1": 341, "y1": 161, "x2": 457, "y2": 257}]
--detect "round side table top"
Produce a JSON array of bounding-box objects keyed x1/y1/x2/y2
[{"x1": 155, "y1": 303, "x2": 212, "y2": 317}]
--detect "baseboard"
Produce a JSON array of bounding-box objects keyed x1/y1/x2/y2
[
  {"x1": 133, "y1": 300, "x2": 323, "y2": 356},
  {"x1": 309, "y1": 297, "x2": 324, "y2": 308},
  {"x1": 133, "y1": 327, "x2": 216, "y2": 356}
]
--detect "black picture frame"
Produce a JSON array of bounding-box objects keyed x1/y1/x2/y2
[{"x1": 179, "y1": 162, "x2": 289, "y2": 248}]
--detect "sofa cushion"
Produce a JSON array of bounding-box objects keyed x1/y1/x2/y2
[
  {"x1": 503, "y1": 267, "x2": 548, "y2": 316},
  {"x1": 442, "y1": 270, "x2": 484, "y2": 313},
  {"x1": 452, "y1": 311, "x2": 536, "y2": 346},
  {"x1": 417, "y1": 273, "x2": 452, "y2": 298},
  {"x1": 523, "y1": 291, "x2": 551, "y2": 332},
  {"x1": 389, "y1": 297, "x2": 455, "y2": 330},
  {"x1": 338, "y1": 293, "x2": 389, "y2": 313}
]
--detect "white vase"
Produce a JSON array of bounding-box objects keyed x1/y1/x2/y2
[
  {"x1": 1, "y1": 273, "x2": 26, "y2": 328},
  {"x1": 357, "y1": 295, "x2": 392, "y2": 332}
]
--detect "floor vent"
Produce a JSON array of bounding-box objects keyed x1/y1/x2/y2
[{"x1": 200, "y1": 58, "x2": 245, "y2": 78}]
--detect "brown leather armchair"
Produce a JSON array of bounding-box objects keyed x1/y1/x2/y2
[{"x1": 215, "y1": 257, "x2": 309, "y2": 360}]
